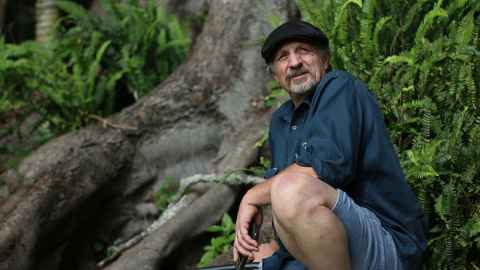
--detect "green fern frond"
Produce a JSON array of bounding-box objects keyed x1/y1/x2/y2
[
  {"x1": 296, "y1": 0, "x2": 314, "y2": 24},
  {"x1": 332, "y1": 0, "x2": 363, "y2": 43},
  {"x1": 465, "y1": 63, "x2": 477, "y2": 111},
  {"x1": 453, "y1": 10, "x2": 475, "y2": 45},
  {"x1": 384, "y1": 54, "x2": 414, "y2": 66},
  {"x1": 414, "y1": 5, "x2": 448, "y2": 45},
  {"x1": 342, "y1": 0, "x2": 362, "y2": 9},
  {"x1": 358, "y1": 0, "x2": 376, "y2": 60},
  {"x1": 55, "y1": 0, "x2": 94, "y2": 29},
  {"x1": 372, "y1": 16, "x2": 392, "y2": 55},
  {"x1": 417, "y1": 188, "x2": 432, "y2": 219},
  {"x1": 422, "y1": 106, "x2": 432, "y2": 144},
  {"x1": 398, "y1": 0, "x2": 432, "y2": 34}
]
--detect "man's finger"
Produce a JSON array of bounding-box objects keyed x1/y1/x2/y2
[
  {"x1": 234, "y1": 237, "x2": 253, "y2": 258},
  {"x1": 238, "y1": 226, "x2": 258, "y2": 250},
  {"x1": 236, "y1": 230, "x2": 256, "y2": 256},
  {"x1": 240, "y1": 226, "x2": 258, "y2": 247},
  {"x1": 236, "y1": 230, "x2": 255, "y2": 252},
  {"x1": 233, "y1": 246, "x2": 238, "y2": 262}
]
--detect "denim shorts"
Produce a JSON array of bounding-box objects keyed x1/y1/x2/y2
[
  {"x1": 332, "y1": 189, "x2": 402, "y2": 270},
  {"x1": 263, "y1": 190, "x2": 402, "y2": 270}
]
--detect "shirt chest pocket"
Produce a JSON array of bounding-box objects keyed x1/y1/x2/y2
[{"x1": 288, "y1": 137, "x2": 310, "y2": 165}]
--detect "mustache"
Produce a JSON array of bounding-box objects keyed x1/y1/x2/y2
[{"x1": 286, "y1": 68, "x2": 309, "y2": 81}]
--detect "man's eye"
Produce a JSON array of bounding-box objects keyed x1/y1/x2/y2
[
  {"x1": 277, "y1": 55, "x2": 288, "y2": 61},
  {"x1": 298, "y1": 48, "x2": 311, "y2": 54}
]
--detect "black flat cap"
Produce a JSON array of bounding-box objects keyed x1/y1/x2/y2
[{"x1": 261, "y1": 20, "x2": 329, "y2": 63}]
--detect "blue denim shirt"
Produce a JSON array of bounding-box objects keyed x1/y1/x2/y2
[{"x1": 264, "y1": 70, "x2": 427, "y2": 269}]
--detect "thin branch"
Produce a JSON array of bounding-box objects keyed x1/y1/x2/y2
[{"x1": 89, "y1": 115, "x2": 138, "y2": 131}]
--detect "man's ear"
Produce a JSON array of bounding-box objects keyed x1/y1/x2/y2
[
  {"x1": 321, "y1": 54, "x2": 331, "y2": 72},
  {"x1": 267, "y1": 64, "x2": 275, "y2": 75}
]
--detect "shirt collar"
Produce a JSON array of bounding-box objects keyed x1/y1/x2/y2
[
  {"x1": 278, "y1": 70, "x2": 338, "y2": 123},
  {"x1": 279, "y1": 82, "x2": 317, "y2": 123}
]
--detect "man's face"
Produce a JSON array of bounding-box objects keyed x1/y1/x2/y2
[{"x1": 271, "y1": 41, "x2": 329, "y2": 97}]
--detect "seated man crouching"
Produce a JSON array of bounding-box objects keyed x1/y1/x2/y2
[{"x1": 233, "y1": 20, "x2": 427, "y2": 270}]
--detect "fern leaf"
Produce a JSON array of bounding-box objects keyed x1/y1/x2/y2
[
  {"x1": 384, "y1": 54, "x2": 414, "y2": 66},
  {"x1": 415, "y1": 5, "x2": 448, "y2": 45},
  {"x1": 373, "y1": 16, "x2": 392, "y2": 55},
  {"x1": 454, "y1": 10, "x2": 475, "y2": 45},
  {"x1": 55, "y1": 1, "x2": 92, "y2": 28}
]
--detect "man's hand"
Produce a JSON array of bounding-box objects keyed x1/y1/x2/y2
[
  {"x1": 233, "y1": 200, "x2": 261, "y2": 262},
  {"x1": 233, "y1": 179, "x2": 272, "y2": 262}
]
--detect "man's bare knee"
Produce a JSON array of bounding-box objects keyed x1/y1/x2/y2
[
  {"x1": 270, "y1": 172, "x2": 337, "y2": 229},
  {"x1": 270, "y1": 173, "x2": 350, "y2": 270}
]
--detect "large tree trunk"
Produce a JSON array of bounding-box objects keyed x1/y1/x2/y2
[{"x1": 0, "y1": 1, "x2": 293, "y2": 269}]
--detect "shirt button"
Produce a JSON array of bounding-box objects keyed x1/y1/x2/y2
[
  {"x1": 291, "y1": 125, "x2": 297, "y2": 130},
  {"x1": 302, "y1": 142, "x2": 308, "y2": 150},
  {"x1": 295, "y1": 153, "x2": 299, "y2": 160}
]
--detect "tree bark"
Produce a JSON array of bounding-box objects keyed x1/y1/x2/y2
[
  {"x1": 103, "y1": 183, "x2": 236, "y2": 270},
  {"x1": 0, "y1": 0, "x2": 290, "y2": 269},
  {"x1": 98, "y1": 173, "x2": 265, "y2": 269}
]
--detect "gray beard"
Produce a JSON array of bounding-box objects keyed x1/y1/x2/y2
[{"x1": 290, "y1": 77, "x2": 317, "y2": 95}]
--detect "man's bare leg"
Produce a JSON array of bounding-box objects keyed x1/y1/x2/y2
[{"x1": 270, "y1": 172, "x2": 351, "y2": 270}]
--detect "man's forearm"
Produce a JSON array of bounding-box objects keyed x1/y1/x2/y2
[{"x1": 243, "y1": 178, "x2": 273, "y2": 206}]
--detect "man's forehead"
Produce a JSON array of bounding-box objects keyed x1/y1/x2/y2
[
  {"x1": 274, "y1": 40, "x2": 319, "y2": 57},
  {"x1": 277, "y1": 40, "x2": 317, "y2": 51}
]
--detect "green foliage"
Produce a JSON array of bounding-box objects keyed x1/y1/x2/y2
[
  {"x1": 153, "y1": 177, "x2": 177, "y2": 212},
  {"x1": 263, "y1": 80, "x2": 287, "y2": 108},
  {"x1": 198, "y1": 213, "x2": 236, "y2": 267},
  {"x1": 0, "y1": 39, "x2": 71, "y2": 132},
  {"x1": 248, "y1": 156, "x2": 272, "y2": 177},
  {"x1": 297, "y1": 0, "x2": 480, "y2": 268},
  {"x1": 0, "y1": 1, "x2": 190, "y2": 169},
  {"x1": 55, "y1": 0, "x2": 190, "y2": 99},
  {"x1": 0, "y1": 0, "x2": 189, "y2": 132},
  {"x1": 249, "y1": 79, "x2": 287, "y2": 177}
]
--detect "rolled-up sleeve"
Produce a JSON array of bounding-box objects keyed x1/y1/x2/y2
[
  {"x1": 263, "y1": 167, "x2": 279, "y2": 178},
  {"x1": 296, "y1": 76, "x2": 363, "y2": 189}
]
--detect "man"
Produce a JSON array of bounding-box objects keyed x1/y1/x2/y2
[{"x1": 233, "y1": 20, "x2": 427, "y2": 270}]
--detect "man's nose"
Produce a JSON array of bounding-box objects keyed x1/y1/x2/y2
[{"x1": 287, "y1": 53, "x2": 302, "y2": 69}]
